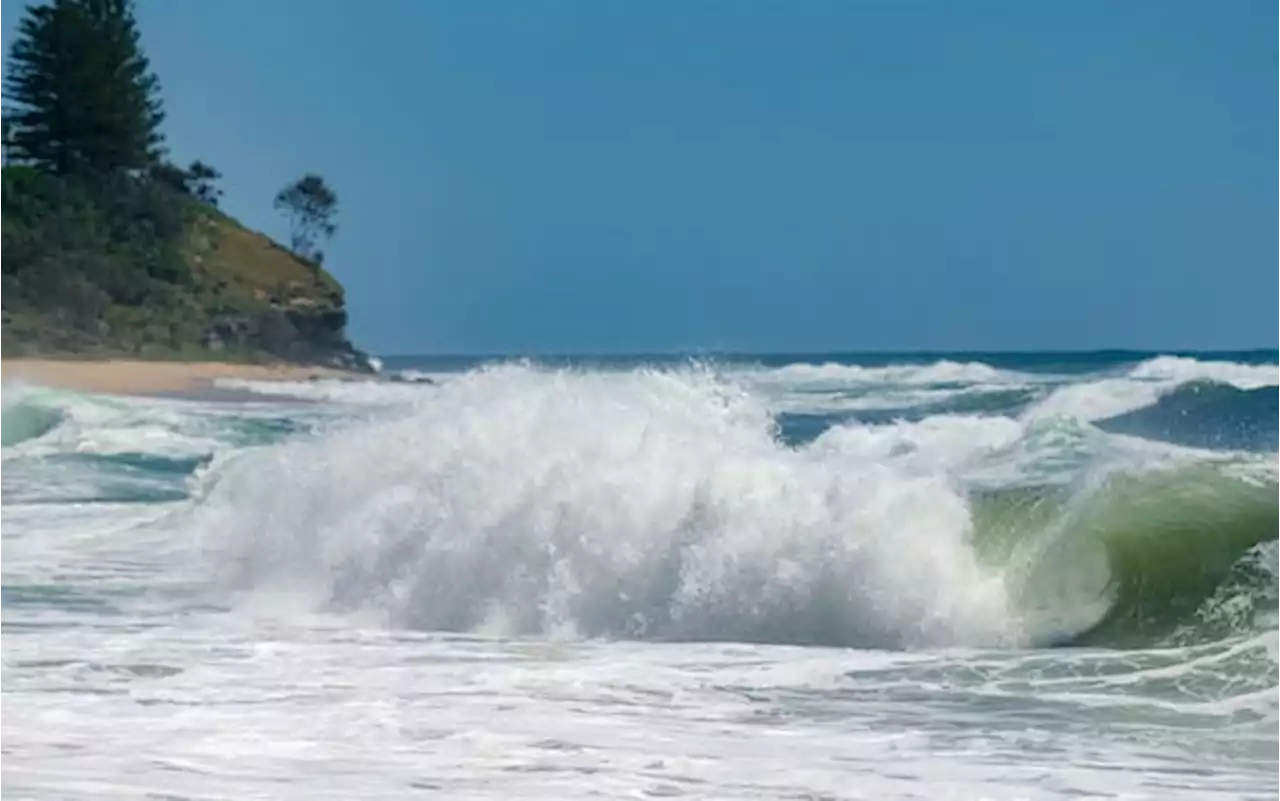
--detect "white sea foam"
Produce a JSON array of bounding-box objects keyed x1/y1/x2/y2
[
  {"x1": 2, "y1": 388, "x2": 287, "y2": 462},
  {"x1": 1023, "y1": 377, "x2": 1165, "y2": 423},
  {"x1": 220, "y1": 359, "x2": 1021, "y2": 415},
  {"x1": 740, "y1": 359, "x2": 1021, "y2": 390},
  {"x1": 214, "y1": 376, "x2": 436, "y2": 405},
  {"x1": 1128, "y1": 355, "x2": 1278, "y2": 390},
  {"x1": 174, "y1": 358, "x2": 1278, "y2": 650},
  {"x1": 213, "y1": 356, "x2": 1039, "y2": 426},
  {"x1": 762, "y1": 385, "x2": 1025, "y2": 416},
  {"x1": 191, "y1": 364, "x2": 1019, "y2": 649},
  {"x1": 628, "y1": 358, "x2": 1048, "y2": 418},
  {"x1": 809, "y1": 414, "x2": 1026, "y2": 474},
  {"x1": 1024, "y1": 356, "x2": 1278, "y2": 424}
]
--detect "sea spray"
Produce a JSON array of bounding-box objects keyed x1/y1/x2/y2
[
  {"x1": 191, "y1": 363, "x2": 1019, "y2": 648},
  {"x1": 186, "y1": 362, "x2": 1280, "y2": 649}
]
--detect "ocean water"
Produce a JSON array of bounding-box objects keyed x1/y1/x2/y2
[{"x1": 2, "y1": 350, "x2": 1277, "y2": 800}]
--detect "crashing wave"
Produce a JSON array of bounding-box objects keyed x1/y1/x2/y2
[{"x1": 186, "y1": 363, "x2": 1277, "y2": 650}]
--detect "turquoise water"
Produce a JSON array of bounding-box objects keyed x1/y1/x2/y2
[{"x1": 2, "y1": 351, "x2": 1277, "y2": 799}]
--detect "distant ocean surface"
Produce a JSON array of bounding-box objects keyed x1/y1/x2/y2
[{"x1": 3, "y1": 350, "x2": 1277, "y2": 800}]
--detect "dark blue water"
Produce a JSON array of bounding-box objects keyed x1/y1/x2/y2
[
  {"x1": 380, "y1": 350, "x2": 1278, "y2": 451},
  {"x1": 379, "y1": 349, "x2": 1279, "y2": 375}
]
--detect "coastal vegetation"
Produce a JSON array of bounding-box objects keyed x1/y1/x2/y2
[
  {"x1": 274, "y1": 173, "x2": 339, "y2": 267},
  {"x1": 1, "y1": 0, "x2": 366, "y2": 367}
]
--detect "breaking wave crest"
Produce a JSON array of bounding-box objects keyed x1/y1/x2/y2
[
  {"x1": 743, "y1": 359, "x2": 1017, "y2": 389},
  {"x1": 1025, "y1": 356, "x2": 1279, "y2": 424},
  {"x1": 194, "y1": 365, "x2": 1012, "y2": 648},
  {"x1": 188, "y1": 363, "x2": 1277, "y2": 650},
  {"x1": 975, "y1": 469, "x2": 1277, "y2": 647}
]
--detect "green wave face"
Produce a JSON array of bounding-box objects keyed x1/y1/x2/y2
[
  {"x1": 971, "y1": 468, "x2": 1279, "y2": 648},
  {"x1": 1, "y1": 395, "x2": 65, "y2": 446}
]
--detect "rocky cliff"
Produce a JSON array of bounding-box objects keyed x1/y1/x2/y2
[{"x1": 179, "y1": 209, "x2": 370, "y2": 369}]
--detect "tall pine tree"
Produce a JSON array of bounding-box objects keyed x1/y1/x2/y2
[{"x1": 4, "y1": 0, "x2": 165, "y2": 176}]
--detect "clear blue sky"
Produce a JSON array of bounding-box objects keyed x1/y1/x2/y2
[{"x1": 3, "y1": 1, "x2": 1275, "y2": 354}]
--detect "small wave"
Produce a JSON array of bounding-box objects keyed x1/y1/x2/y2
[
  {"x1": 738, "y1": 359, "x2": 1045, "y2": 424},
  {"x1": 388, "y1": 369, "x2": 442, "y2": 384},
  {"x1": 28, "y1": 400, "x2": 229, "y2": 461},
  {"x1": 742, "y1": 359, "x2": 1020, "y2": 390},
  {"x1": 809, "y1": 415, "x2": 1025, "y2": 475},
  {"x1": 1, "y1": 385, "x2": 66, "y2": 447},
  {"x1": 2, "y1": 385, "x2": 321, "y2": 505},
  {"x1": 767, "y1": 386, "x2": 1042, "y2": 420},
  {"x1": 1023, "y1": 356, "x2": 1280, "y2": 425},
  {"x1": 1095, "y1": 381, "x2": 1278, "y2": 452},
  {"x1": 1024, "y1": 378, "x2": 1165, "y2": 423},
  {"x1": 214, "y1": 377, "x2": 436, "y2": 405},
  {"x1": 1129, "y1": 356, "x2": 1278, "y2": 390}
]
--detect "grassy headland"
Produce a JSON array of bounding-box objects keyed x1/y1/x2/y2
[
  {"x1": 2, "y1": 167, "x2": 366, "y2": 368},
  {"x1": 1, "y1": 0, "x2": 368, "y2": 371}
]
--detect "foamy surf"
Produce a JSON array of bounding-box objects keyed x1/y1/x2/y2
[
  {"x1": 3, "y1": 351, "x2": 1276, "y2": 800},
  {"x1": 190, "y1": 364, "x2": 1022, "y2": 648},
  {"x1": 180, "y1": 361, "x2": 1275, "y2": 652}
]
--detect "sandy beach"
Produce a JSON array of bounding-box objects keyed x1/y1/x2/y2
[{"x1": 0, "y1": 358, "x2": 358, "y2": 396}]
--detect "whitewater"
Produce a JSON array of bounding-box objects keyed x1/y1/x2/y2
[{"x1": 2, "y1": 351, "x2": 1277, "y2": 800}]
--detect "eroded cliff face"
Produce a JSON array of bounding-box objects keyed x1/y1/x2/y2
[
  {"x1": 198, "y1": 306, "x2": 366, "y2": 370},
  {"x1": 179, "y1": 211, "x2": 372, "y2": 369}
]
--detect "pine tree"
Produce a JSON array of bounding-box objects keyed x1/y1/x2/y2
[
  {"x1": 3, "y1": 0, "x2": 165, "y2": 176},
  {"x1": 1, "y1": 117, "x2": 13, "y2": 163},
  {"x1": 149, "y1": 159, "x2": 223, "y2": 206}
]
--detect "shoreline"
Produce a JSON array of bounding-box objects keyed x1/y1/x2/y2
[{"x1": 1, "y1": 358, "x2": 360, "y2": 396}]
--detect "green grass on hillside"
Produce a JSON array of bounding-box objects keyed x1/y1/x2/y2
[
  {"x1": 2, "y1": 167, "x2": 359, "y2": 364},
  {"x1": 184, "y1": 209, "x2": 345, "y2": 316}
]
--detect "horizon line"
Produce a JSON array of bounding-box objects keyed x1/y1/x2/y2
[{"x1": 371, "y1": 346, "x2": 1280, "y2": 360}]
